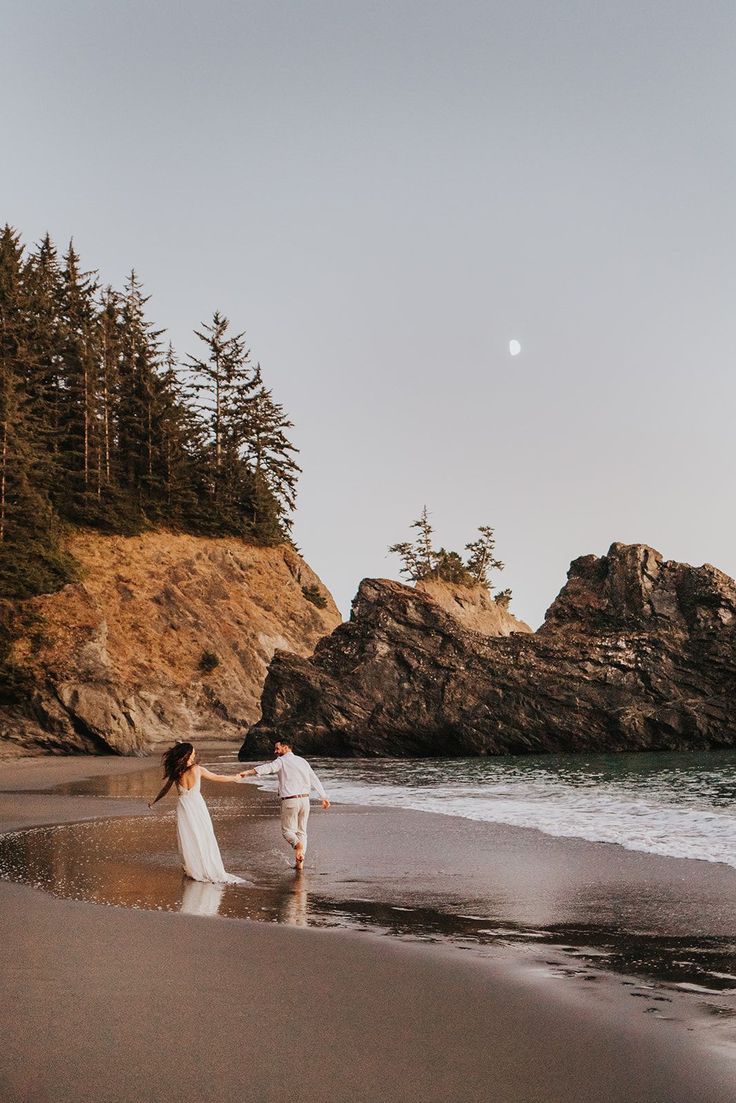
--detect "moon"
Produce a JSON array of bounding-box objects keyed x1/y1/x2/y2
[{"x1": 509, "y1": 339, "x2": 521, "y2": 357}]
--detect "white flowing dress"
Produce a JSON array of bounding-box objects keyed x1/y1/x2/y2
[{"x1": 176, "y1": 768, "x2": 242, "y2": 884}]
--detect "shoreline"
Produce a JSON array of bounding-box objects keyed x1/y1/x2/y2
[{"x1": 1, "y1": 754, "x2": 735, "y2": 1102}]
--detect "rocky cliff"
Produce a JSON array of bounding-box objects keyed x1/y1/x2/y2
[
  {"x1": 0, "y1": 532, "x2": 340, "y2": 756},
  {"x1": 243, "y1": 543, "x2": 736, "y2": 757}
]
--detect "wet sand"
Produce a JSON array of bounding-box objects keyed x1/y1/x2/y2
[{"x1": 1, "y1": 753, "x2": 735, "y2": 1103}]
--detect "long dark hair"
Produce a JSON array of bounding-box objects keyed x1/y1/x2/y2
[{"x1": 161, "y1": 742, "x2": 195, "y2": 782}]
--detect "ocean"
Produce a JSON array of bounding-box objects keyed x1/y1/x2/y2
[{"x1": 255, "y1": 749, "x2": 736, "y2": 868}]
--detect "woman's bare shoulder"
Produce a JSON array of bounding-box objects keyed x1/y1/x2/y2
[{"x1": 178, "y1": 764, "x2": 198, "y2": 790}]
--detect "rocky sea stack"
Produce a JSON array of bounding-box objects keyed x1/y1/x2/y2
[
  {"x1": 244, "y1": 543, "x2": 736, "y2": 757},
  {"x1": 0, "y1": 532, "x2": 340, "y2": 756}
]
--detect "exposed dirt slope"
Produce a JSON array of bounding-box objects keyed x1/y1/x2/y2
[{"x1": 1, "y1": 531, "x2": 340, "y2": 755}]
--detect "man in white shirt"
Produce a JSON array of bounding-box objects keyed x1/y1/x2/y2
[{"x1": 238, "y1": 741, "x2": 330, "y2": 868}]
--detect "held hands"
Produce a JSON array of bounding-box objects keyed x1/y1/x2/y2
[{"x1": 321, "y1": 799, "x2": 331, "y2": 810}]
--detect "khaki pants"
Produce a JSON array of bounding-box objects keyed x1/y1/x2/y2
[{"x1": 280, "y1": 796, "x2": 310, "y2": 855}]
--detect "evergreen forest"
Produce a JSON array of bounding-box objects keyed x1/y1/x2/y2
[{"x1": 0, "y1": 225, "x2": 300, "y2": 599}]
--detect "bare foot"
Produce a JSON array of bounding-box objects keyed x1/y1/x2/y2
[{"x1": 294, "y1": 842, "x2": 305, "y2": 867}]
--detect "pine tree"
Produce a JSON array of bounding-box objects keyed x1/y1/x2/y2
[
  {"x1": 186, "y1": 311, "x2": 258, "y2": 529},
  {"x1": 389, "y1": 506, "x2": 437, "y2": 581},
  {"x1": 433, "y1": 549, "x2": 470, "y2": 584},
  {"x1": 97, "y1": 286, "x2": 122, "y2": 495},
  {"x1": 465, "y1": 526, "x2": 505, "y2": 589},
  {"x1": 0, "y1": 227, "x2": 72, "y2": 596},
  {"x1": 187, "y1": 314, "x2": 254, "y2": 464},
  {"x1": 411, "y1": 506, "x2": 435, "y2": 577},
  {"x1": 22, "y1": 234, "x2": 65, "y2": 478},
  {"x1": 0, "y1": 226, "x2": 33, "y2": 550},
  {"x1": 57, "y1": 242, "x2": 100, "y2": 520},
  {"x1": 155, "y1": 343, "x2": 205, "y2": 525},
  {"x1": 116, "y1": 271, "x2": 164, "y2": 517},
  {"x1": 0, "y1": 228, "x2": 27, "y2": 532},
  {"x1": 241, "y1": 371, "x2": 301, "y2": 536},
  {"x1": 0, "y1": 363, "x2": 71, "y2": 596}
]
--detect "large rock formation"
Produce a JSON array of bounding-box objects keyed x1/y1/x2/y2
[
  {"x1": 243, "y1": 543, "x2": 736, "y2": 757},
  {"x1": 0, "y1": 532, "x2": 340, "y2": 756}
]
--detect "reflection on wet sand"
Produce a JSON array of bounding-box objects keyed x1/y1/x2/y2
[
  {"x1": 277, "y1": 870, "x2": 309, "y2": 927},
  {"x1": 38, "y1": 762, "x2": 165, "y2": 799},
  {"x1": 181, "y1": 879, "x2": 225, "y2": 917},
  {"x1": 4, "y1": 810, "x2": 736, "y2": 1005},
  {"x1": 178, "y1": 869, "x2": 308, "y2": 924}
]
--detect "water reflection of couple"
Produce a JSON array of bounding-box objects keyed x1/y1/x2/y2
[
  {"x1": 181, "y1": 868, "x2": 310, "y2": 923},
  {"x1": 148, "y1": 739, "x2": 330, "y2": 882}
]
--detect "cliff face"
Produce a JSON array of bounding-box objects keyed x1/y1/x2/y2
[
  {"x1": 1, "y1": 532, "x2": 340, "y2": 756},
  {"x1": 244, "y1": 544, "x2": 736, "y2": 757}
]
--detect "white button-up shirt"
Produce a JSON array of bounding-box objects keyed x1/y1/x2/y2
[{"x1": 253, "y1": 751, "x2": 327, "y2": 799}]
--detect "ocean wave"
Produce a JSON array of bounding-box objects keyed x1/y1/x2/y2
[{"x1": 252, "y1": 752, "x2": 736, "y2": 868}]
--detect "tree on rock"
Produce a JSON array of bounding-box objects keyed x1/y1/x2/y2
[
  {"x1": 388, "y1": 506, "x2": 433, "y2": 581},
  {"x1": 389, "y1": 509, "x2": 510, "y2": 598},
  {"x1": 389, "y1": 506, "x2": 446, "y2": 582},
  {"x1": 465, "y1": 526, "x2": 505, "y2": 587}
]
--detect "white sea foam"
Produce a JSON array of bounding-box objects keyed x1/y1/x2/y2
[{"x1": 252, "y1": 752, "x2": 736, "y2": 869}]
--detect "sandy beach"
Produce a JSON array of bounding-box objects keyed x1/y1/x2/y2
[{"x1": 1, "y1": 753, "x2": 735, "y2": 1103}]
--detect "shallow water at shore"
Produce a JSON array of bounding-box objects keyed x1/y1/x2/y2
[
  {"x1": 315, "y1": 750, "x2": 736, "y2": 866},
  {"x1": 2, "y1": 750, "x2": 736, "y2": 1053},
  {"x1": 44, "y1": 746, "x2": 736, "y2": 867}
]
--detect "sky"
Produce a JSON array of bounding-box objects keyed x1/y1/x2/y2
[{"x1": 3, "y1": 0, "x2": 736, "y2": 626}]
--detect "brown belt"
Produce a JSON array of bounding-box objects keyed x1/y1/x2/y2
[{"x1": 281, "y1": 793, "x2": 309, "y2": 801}]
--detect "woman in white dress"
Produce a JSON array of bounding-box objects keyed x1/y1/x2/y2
[{"x1": 148, "y1": 742, "x2": 243, "y2": 884}]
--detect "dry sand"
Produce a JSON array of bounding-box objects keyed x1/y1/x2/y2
[{"x1": 1, "y1": 754, "x2": 735, "y2": 1103}]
